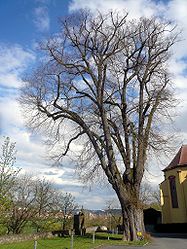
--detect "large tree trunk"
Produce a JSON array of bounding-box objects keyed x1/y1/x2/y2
[
  {"x1": 124, "y1": 205, "x2": 145, "y2": 241},
  {"x1": 117, "y1": 189, "x2": 145, "y2": 241}
]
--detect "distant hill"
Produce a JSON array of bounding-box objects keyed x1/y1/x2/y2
[{"x1": 77, "y1": 209, "x2": 122, "y2": 216}]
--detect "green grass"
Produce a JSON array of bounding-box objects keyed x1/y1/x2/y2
[{"x1": 0, "y1": 233, "x2": 148, "y2": 249}]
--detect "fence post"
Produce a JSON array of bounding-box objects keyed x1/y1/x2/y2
[
  {"x1": 34, "y1": 240, "x2": 37, "y2": 249},
  {"x1": 93, "y1": 232, "x2": 95, "y2": 244},
  {"x1": 70, "y1": 232, "x2": 74, "y2": 249}
]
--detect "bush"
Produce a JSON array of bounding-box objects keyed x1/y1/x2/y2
[
  {"x1": 0, "y1": 224, "x2": 7, "y2": 235},
  {"x1": 43, "y1": 221, "x2": 61, "y2": 231}
]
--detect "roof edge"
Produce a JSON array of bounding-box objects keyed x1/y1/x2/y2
[{"x1": 162, "y1": 163, "x2": 187, "y2": 172}]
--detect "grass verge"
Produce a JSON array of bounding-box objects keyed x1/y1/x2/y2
[{"x1": 0, "y1": 233, "x2": 148, "y2": 249}]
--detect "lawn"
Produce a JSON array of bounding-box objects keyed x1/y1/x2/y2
[{"x1": 0, "y1": 233, "x2": 148, "y2": 249}]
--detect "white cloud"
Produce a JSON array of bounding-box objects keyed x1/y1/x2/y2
[
  {"x1": 0, "y1": 97, "x2": 24, "y2": 131},
  {"x1": 0, "y1": 45, "x2": 34, "y2": 73},
  {"x1": 33, "y1": 6, "x2": 50, "y2": 32},
  {"x1": 0, "y1": 96, "x2": 84, "y2": 193},
  {"x1": 35, "y1": 0, "x2": 50, "y2": 3},
  {"x1": 0, "y1": 74, "x2": 22, "y2": 89},
  {"x1": 0, "y1": 44, "x2": 35, "y2": 142},
  {"x1": 164, "y1": 0, "x2": 187, "y2": 59},
  {"x1": 166, "y1": 0, "x2": 187, "y2": 22},
  {"x1": 0, "y1": 44, "x2": 35, "y2": 88},
  {"x1": 69, "y1": 0, "x2": 162, "y2": 19}
]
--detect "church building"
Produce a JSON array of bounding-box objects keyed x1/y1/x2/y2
[{"x1": 160, "y1": 145, "x2": 187, "y2": 224}]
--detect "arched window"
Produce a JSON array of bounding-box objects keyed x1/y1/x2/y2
[{"x1": 169, "y1": 175, "x2": 178, "y2": 208}]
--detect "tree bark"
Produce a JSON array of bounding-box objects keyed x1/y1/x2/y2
[{"x1": 116, "y1": 187, "x2": 145, "y2": 241}]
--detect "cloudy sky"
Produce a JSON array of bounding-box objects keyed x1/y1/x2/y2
[{"x1": 0, "y1": 0, "x2": 187, "y2": 209}]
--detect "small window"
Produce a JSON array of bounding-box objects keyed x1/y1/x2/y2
[{"x1": 169, "y1": 176, "x2": 178, "y2": 208}]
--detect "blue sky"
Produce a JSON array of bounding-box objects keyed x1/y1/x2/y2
[
  {"x1": 0, "y1": 0, "x2": 187, "y2": 209},
  {"x1": 0, "y1": 0, "x2": 69, "y2": 45}
]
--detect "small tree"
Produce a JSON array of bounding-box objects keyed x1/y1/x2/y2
[
  {"x1": 139, "y1": 182, "x2": 153, "y2": 208},
  {"x1": 150, "y1": 187, "x2": 161, "y2": 210},
  {"x1": 6, "y1": 175, "x2": 57, "y2": 234},
  {"x1": 106, "y1": 199, "x2": 121, "y2": 231},
  {"x1": 140, "y1": 183, "x2": 161, "y2": 210},
  {"x1": 0, "y1": 137, "x2": 20, "y2": 226},
  {"x1": 20, "y1": 11, "x2": 179, "y2": 240},
  {"x1": 32, "y1": 178, "x2": 59, "y2": 232},
  {"x1": 57, "y1": 192, "x2": 78, "y2": 231},
  {"x1": 0, "y1": 137, "x2": 20, "y2": 194}
]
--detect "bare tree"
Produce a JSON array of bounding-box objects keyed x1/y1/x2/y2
[
  {"x1": 139, "y1": 182, "x2": 161, "y2": 209},
  {"x1": 0, "y1": 137, "x2": 20, "y2": 223},
  {"x1": 150, "y1": 187, "x2": 161, "y2": 210},
  {"x1": 31, "y1": 178, "x2": 59, "y2": 232},
  {"x1": 106, "y1": 199, "x2": 121, "y2": 231},
  {"x1": 57, "y1": 192, "x2": 78, "y2": 231},
  {"x1": 6, "y1": 175, "x2": 57, "y2": 234},
  {"x1": 139, "y1": 182, "x2": 154, "y2": 208},
  {"x1": 0, "y1": 137, "x2": 20, "y2": 195},
  {"x1": 20, "y1": 11, "x2": 179, "y2": 240}
]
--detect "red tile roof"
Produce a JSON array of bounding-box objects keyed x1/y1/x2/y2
[{"x1": 163, "y1": 145, "x2": 187, "y2": 172}]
